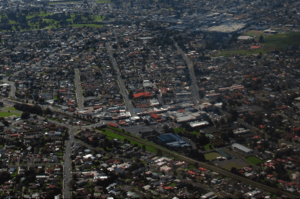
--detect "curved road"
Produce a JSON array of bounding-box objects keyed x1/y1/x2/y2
[{"x1": 2, "y1": 66, "x2": 31, "y2": 98}]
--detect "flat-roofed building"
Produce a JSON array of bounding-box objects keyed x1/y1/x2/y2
[{"x1": 232, "y1": 143, "x2": 254, "y2": 154}]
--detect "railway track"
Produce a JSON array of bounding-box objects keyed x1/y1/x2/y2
[{"x1": 104, "y1": 127, "x2": 298, "y2": 198}]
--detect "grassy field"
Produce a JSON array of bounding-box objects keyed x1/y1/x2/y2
[
  {"x1": 263, "y1": 32, "x2": 300, "y2": 51},
  {"x1": 69, "y1": 24, "x2": 103, "y2": 28},
  {"x1": 26, "y1": 11, "x2": 53, "y2": 20},
  {"x1": 100, "y1": 129, "x2": 157, "y2": 153},
  {"x1": 246, "y1": 156, "x2": 263, "y2": 165},
  {"x1": 0, "y1": 11, "x2": 106, "y2": 32},
  {"x1": 246, "y1": 30, "x2": 268, "y2": 38},
  {"x1": 216, "y1": 49, "x2": 266, "y2": 57},
  {"x1": 215, "y1": 32, "x2": 300, "y2": 57},
  {"x1": 223, "y1": 163, "x2": 242, "y2": 171},
  {"x1": 204, "y1": 143, "x2": 214, "y2": 150},
  {"x1": 49, "y1": 1, "x2": 80, "y2": 4},
  {"x1": 0, "y1": 112, "x2": 21, "y2": 117},
  {"x1": 3, "y1": 107, "x2": 17, "y2": 111},
  {"x1": 204, "y1": 152, "x2": 220, "y2": 160},
  {"x1": 96, "y1": 0, "x2": 111, "y2": 3}
]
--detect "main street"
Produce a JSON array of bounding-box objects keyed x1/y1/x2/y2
[
  {"x1": 74, "y1": 68, "x2": 84, "y2": 111},
  {"x1": 105, "y1": 42, "x2": 136, "y2": 116},
  {"x1": 63, "y1": 127, "x2": 74, "y2": 199},
  {"x1": 174, "y1": 42, "x2": 200, "y2": 105}
]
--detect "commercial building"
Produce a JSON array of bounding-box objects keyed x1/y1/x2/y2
[
  {"x1": 157, "y1": 133, "x2": 190, "y2": 148},
  {"x1": 232, "y1": 143, "x2": 254, "y2": 154}
]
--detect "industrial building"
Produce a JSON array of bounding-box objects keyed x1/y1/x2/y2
[
  {"x1": 189, "y1": 121, "x2": 209, "y2": 128},
  {"x1": 157, "y1": 133, "x2": 190, "y2": 148},
  {"x1": 216, "y1": 149, "x2": 232, "y2": 160},
  {"x1": 233, "y1": 128, "x2": 251, "y2": 135},
  {"x1": 232, "y1": 143, "x2": 254, "y2": 154}
]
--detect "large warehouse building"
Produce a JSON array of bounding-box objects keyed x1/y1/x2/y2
[
  {"x1": 157, "y1": 133, "x2": 190, "y2": 148},
  {"x1": 232, "y1": 143, "x2": 254, "y2": 154}
]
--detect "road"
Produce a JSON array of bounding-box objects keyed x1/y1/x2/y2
[
  {"x1": 63, "y1": 127, "x2": 74, "y2": 199},
  {"x1": 105, "y1": 42, "x2": 136, "y2": 116},
  {"x1": 2, "y1": 66, "x2": 31, "y2": 98},
  {"x1": 74, "y1": 68, "x2": 84, "y2": 111},
  {"x1": 1, "y1": 98, "x2": 298, "y2": 197},
  {"x1": 174, "y1": 42, "x2": 200, "y2": 105}
]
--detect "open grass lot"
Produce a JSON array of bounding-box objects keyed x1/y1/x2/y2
[
  {"x1": 216, "y1": 48, "x2": 266, "y2": 57},
  {"x1": 26, "y1": 11, "x2": 54, "y2": 20},
  {"x1": 246, "y1": 156, "x2": 263, "y2": 165},
  {"x1": 3, "y1": 107, "x2": 17, "y2": 111},
  {"x1": 49, "y1": 1, "x2": 80, "y2": 4},
  {"x1": 0, "y1": 12, "x2": 106, "y2": 32},
  {"x1": 223, "y1": 163, "x2": 242, "y2": 171},
  {"x1": 100, "y1": 129, "x2": 157, "y2": 153},
  {"x1": 204, "y1": 143, "x2": 214, "y2": 150},
  {"x1": 204, "y1": 152, "x2": 220, "y2": 160},
  {"x1": 263, "y1": 32, "x2": 300, "y2": 51},
  {"x1": 96, "y1": 0, "x2": 111, "y2": 3},
  {"x1": 0, "y1": 112, "x2": 20, "y2": 117},
  {"x1": 215, "y1": 32, "x2": 300, "y2": 57},
  {"x1": 68, "y1": 24, "x2": 103, "y2": 28}
]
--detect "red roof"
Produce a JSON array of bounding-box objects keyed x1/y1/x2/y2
[
  {"x1": 243, "y1": 100, "x2": 250, "y2": 105},
  {"x1": 224, "y1": 95, "x2": 231, "y2": 100},
  {"x1": 108, "y1": 123, "x2": 118, "y2": 128},
  {"x1": 267, "y1": 174, "x2": 274, "y2": 178},
  {"x1": 94, "y1": 106, "x2": 102, "y2": 110},
  {"x1": 46, "y1": 168, "x2": 53, "y2": 173},
  {"x1": 198, "y1": 167, "x2": 207, "y2": 171},
  {"x1": 150, "y1": 113, "x2": 160, "y2": 119},
  {"x1": 251, "y1": 46, "x2": 261, "y2": 49},
  {"x1": 293, "y1": 136, "x2": 300, "y2": 140},
  {"x1": 292, "y1": 127, "x2": 300, "y2": 132},
  {"x1": 133, "y1": 92, "x2": 152, "y2": 98},
  {"x1": 49, "y1": 185, "x2": 56, "y2": 188},
  {"x1": 164, "y1": 186, "x2": 174, "y2": 190},
  {"x1": 119, "y1": 120, "x2": 126, "y2": 125},
  {"x1": 187, "y1": 171, "x2": 196, "y2": 175},
  {"x1": 259, "y1": 125, "x2": 265, "y2": 129}
]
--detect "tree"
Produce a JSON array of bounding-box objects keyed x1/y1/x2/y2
[
  {"x1": 259, "y1": 35, "x2": 264, "y2": 43},
  {"x1": 231, "y1": 167, "x2": 237, "y2": 174},
  {"x1": 21, "y1": 112, "x2": 30, "y2": 119},
  {"x1": 44, "y1": 108, "x2": 52, "y2": 115},
  {"x1": 129, "y1": 90, "x2": 133, "y2": 99},
  {"x1": 69, "y1": 179, "x2": 75, "y2": 188}
]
